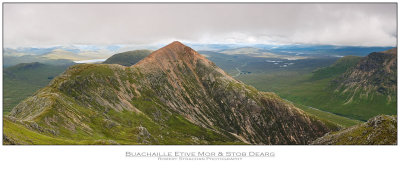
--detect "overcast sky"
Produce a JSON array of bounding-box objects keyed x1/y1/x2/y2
[{"x1": 3, "y1": 3, "x2": 397, "y2": 48}]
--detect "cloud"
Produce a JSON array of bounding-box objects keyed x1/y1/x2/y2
[{"x1": 3, "y1": 3, "x2": 397, "y2": 47}]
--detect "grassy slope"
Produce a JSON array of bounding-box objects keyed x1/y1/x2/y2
[
  {"x1": 243, "y1": 72, "x2": 361, "y2": 128},
  {"x1": 238, "y1": 55, "x2": 395, "y2": 122},
  {"x1": 103, "y1": 50, "x2": 151, "y2": 66},
  {"x1": 312, "y1": 115, "x2": 397, "y2": 145},
  {"x1": 311, "y1": 55, "x2": 361, "y2": 80},
  {"x1": 332, "y1": 115, "x2": 397, "y2": 145},
  {"x1": 4, "y1": 64, "x2": 244, "y2": 145},
  {"x1": 3, "y1": 62, "x2": 71, "y2": 112},
  {"x1": 4, "y1": 94, "x2": 244, "y2": 145},
  {"x1": 240, "y1": 71, "x2": 395, "y2": 122},
  {"x1": 288, "y1": 101, "x2": 361, "y2": 128},
  {"x1": 3, "y1": 118, "x2": 79, "y2": 145}
]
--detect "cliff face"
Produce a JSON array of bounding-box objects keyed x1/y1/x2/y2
[
  {"x1": 312, "y1": 115, "x2": 397, "y2": 145},
  {"x1": 8, "y1": 41, "x2": 330, "y2": 145}
]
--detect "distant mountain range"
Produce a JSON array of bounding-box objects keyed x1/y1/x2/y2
[
  {"x1": 4, "y1": 44, "x2": 394, "y2": 67},
  {"x1": 3, "y1": 46, "x2": 115, "y2": 67},
  {"x1": 218, "y1": 45, "x2": 394, "y2": 58}
]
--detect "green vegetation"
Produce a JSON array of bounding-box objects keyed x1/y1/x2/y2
[
  {"x1": 5, "y1": 44, "x2": 394, "y2": 145},
  {"x1": 289, "y1": 101, "x2": 361, "y2": 128},
  {"x1": 4, "y1": 90, "x2": 240, "y2": 145},
  {"x1": 4, "y1": 47, "x2": 328, "y2": 145},
  {"x1": 103, "y1": 50, "x2": 151, "y2": 66},
  {"x1": 4, "y1": 55, "x2": 74, "y2": 68},
  {"x1": 311, "y1": 55, "x2": 361, "y2": 80},
  {"x1": 3, "y1": 118, "x2": 79, "y2": 145},
  {"x1": 277, "y1": 77, "x2": 396, "y2": 121},
  {"x1": 3, "y1": 62, "x2": 71, "y2": 112},
  {"x1": 240, "y1": 69, "x2": 396, "y2": 121},
  {"x1": 4, "y1": 63, "x2": 242, "y2": 145},
  {"x1": 75, "y1": 64, "x2": 115, "y2": 77},
  {"x1": 312, "y1": 115, "x2": 397, "y2": 145},
  {"x1": 237, "y1": 55, "x2": 396, "y2": 122}
]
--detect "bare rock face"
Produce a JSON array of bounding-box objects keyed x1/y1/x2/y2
[
  {"x1": 312, "y1": 115, "x2": 397, "y2": 145},
  {"x1": 8, "y1": 41, "x2": 330, "y2": 145}
]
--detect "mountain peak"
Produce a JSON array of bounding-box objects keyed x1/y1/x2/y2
[
  {"x1": 168, "y1": 41, "x2": 185, "y2": 47},
  {"x1": 160, "y1": 41, "x2": 195, "y2": 55},
  {"x1": 134, "y1": 41, "x2": 208, "y2": 72}
]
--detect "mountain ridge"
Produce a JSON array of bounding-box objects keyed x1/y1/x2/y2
[{"x1": 6, "y1": 41, "x2": 331, "y2": 145}]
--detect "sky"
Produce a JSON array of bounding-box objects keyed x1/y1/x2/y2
[{"x1": 3, "y1": 3, "x2": 397, "y2": 48}]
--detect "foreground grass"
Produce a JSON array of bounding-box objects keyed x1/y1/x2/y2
[
  {"x1": 3, "y1": 118, "x2": 78, "y2": 145},
  {"x1": 3, "y1": 114, "x2": 246, "y2": 145}
]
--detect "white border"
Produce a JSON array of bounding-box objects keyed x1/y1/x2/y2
[{"x1": 0, "y1": 1, "x2": 399, "y2": 169}]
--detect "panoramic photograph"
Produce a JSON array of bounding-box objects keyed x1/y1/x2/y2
[{"x1": 2, "y1": 3, "x2": 397, "y2": 145}]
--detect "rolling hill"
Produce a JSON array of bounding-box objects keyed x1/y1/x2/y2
[
  {"x1": 311, "y1": 55, "x2": 362, "y2": 81},
  {"x1": 3, "y1": 62, "x2": 73, "y2": 112},
  {"x1": 103, "y1": 50, "x2": 152, "y2": 66}
]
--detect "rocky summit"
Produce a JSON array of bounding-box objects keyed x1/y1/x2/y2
[{"x1": 5, "y1": 41, "x2": 330, "y2": 145}]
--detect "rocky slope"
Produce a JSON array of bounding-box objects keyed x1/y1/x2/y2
[
  {"x1": 103, "y1": 50, "x2": 151, "y2": 66},
  {"x1": 333, "y1": 48, "x2": 397, "y2": 104},
  {"x1": 6, "y1": 41, "x2": 330, "y2": 145},
  {"x1": 312, "y1": 115, "x2": 397, "y2": 145}
]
